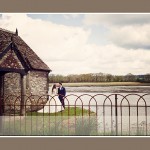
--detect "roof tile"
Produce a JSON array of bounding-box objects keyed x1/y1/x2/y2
[{"x1": 0, "y1": 28, "x2": 51, "y2": 72}]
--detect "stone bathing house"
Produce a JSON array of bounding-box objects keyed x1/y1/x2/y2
[{"x1": 0, "y1": 28, "x2": 51, "y2": 115}]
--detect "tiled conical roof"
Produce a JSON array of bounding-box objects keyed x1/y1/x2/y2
[{"x1": 0, "y1": 28, "x2": 51, "y2": 72}]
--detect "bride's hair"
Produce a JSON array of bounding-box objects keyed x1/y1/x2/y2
[{"x1": 52, "y1": 84, "x2": 56, "y2": 94}]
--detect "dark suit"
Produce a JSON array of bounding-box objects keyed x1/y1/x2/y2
[{"x1": 58, "y1": 86, "x2": 66, "y2": 109}]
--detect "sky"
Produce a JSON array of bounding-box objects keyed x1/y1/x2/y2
[{"x1": 0, "y1": 13, "x2": 150, "y2": 76}]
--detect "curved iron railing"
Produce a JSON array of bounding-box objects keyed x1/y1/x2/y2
[{"x1": 0, "y1": 93, "x2": 150, "y2": 136}]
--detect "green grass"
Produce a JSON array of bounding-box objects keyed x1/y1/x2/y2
[
  {"x1": 1, "y1": 114, "x2": 149, "y2": 136},
  {"x1": 1, "y1": 107, "x2": 149, "y2": 136},
  {"x1": 1, "y1": 116, "x2": 98, "y2": 136},
  {"x1": 27, "y1": 107, "x2": 96, "y2": 116},
  {"x1": 1, "y1": 107, "x2": 97, "y2": 136},
  {"x1": 74, "y1": 117, "x2": 98, "y2": 136}
]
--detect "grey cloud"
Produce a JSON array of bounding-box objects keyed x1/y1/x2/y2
[
  {"x1": 105, "y1": 14, "x2": 150, "y2": 26},
  {"x1": 84, "y1": 14, "x2": 150, "y2": 26},
  {"x1": 84, "y1": 14, "x2": 150, "y2": 50},
  {"x1": 113, "y1": 42, "x2": 150, "y2": 50}
]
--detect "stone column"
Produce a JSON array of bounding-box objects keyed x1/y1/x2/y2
[
  {"x1": 0, "y1": 75, "x2": 2, "y2": 116},
  {"x1": 0, "y1": 74, "x2": 4, "y2": 134},
  {"x1": 20, "y1": 74, "x2": 26, "y2": 116},
  {"x1": 0, "y1": 75, "x2": 4, "y2": 115}
]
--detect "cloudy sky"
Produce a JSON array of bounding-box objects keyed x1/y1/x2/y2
[{"x1": 0, "y1": 13, "x2": 150, "y2": 75}]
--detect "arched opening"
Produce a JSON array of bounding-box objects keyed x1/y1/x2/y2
[{"x1": 0, "y1": 71, "x2": 26, "y2": 116}]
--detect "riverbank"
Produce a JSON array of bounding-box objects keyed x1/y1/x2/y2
[{"x1": 50, "y1": 82, "x2": 150, "y2": 87}]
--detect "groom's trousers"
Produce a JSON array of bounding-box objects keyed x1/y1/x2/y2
[{"x1": 59, "y1": 96, "x2": 65, "y2": 109}]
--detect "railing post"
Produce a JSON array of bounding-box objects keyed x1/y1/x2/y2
[{"x1": 115, "y1": 94, "x2": 118, "y2": 135}]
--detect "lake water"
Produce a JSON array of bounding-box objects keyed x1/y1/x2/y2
[
  {"x1": 65, "y1": 86, "x2": 150, "y2": 107},
  {"x1": 64, "y1": 86, "x2": 150, "y2": 134},
  {"x1": 66, "y1": 85, "x2": 150, "y2": 93}
]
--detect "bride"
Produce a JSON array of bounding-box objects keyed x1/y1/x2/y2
[{"x1": 38, "y1": 84, "x2": 64, "y2": 113}]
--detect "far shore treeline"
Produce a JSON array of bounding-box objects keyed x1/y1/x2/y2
[{"x1": 49, "y1": 73, "x2": 150, "y2": 83}]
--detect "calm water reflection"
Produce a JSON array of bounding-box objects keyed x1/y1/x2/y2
[
  {"x1": 64, "y1": 86, "x2": 150, "y2": 134},
  {"x1": 66, "y1": 86, "x2": 150, "y2": 93}
]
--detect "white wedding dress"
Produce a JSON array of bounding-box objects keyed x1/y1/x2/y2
[{"x1": 38, "y1": 87, "x2": 64, "y2": 113}]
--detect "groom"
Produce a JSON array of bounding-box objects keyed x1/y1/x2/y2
[{"x1": 58, "y1": 82, "x2": 66, "y2": 109}]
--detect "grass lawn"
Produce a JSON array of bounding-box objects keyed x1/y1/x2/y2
[
  {"x1": 50, "y1": 82, "x2": 150, "y2": 87},
  {"x1": 2, "y1": 107, "x2": 148, "y2": 136},
  {"x1": 27, "y1": 107, "x2": 96, "y2": 116},
  {"x1": 2, "y1": 107, "x2": 97, "y2": 136}
]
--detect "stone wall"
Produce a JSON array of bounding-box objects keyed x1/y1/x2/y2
[
  {"x1": 4, "y1": 73, "x2": 21, "y2": 97},
  {"x1": 29, "y1": 71, "x2": 49, "y2": 96},
  {"x1": 3, "y1": 71, "x2": 49, "y2": 113},
  {"x1": 28, "y1": 71, "x2": 49, "y2": 111}
]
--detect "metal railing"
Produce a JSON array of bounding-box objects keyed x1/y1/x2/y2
[{"x1": 0, "y1": 93, "x2": 149, "y2": 136}]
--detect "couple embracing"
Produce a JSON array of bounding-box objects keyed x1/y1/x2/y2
[{"x1": 38, "y1": 82, "x2": 66, "y2": 113}]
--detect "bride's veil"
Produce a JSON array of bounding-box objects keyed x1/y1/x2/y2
[
  {"x1": 49, "y1": 84, "x2": 53, "y2": 96},
  {"x1": 49, "y1": 84, "x2": 58, "y2": 96},
  {"x1": 48, "y1": 84, "x2": 57, "y2": 104},
  {"x1": 47, "y1": 85, "x2": 54, "y2": 104}
]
